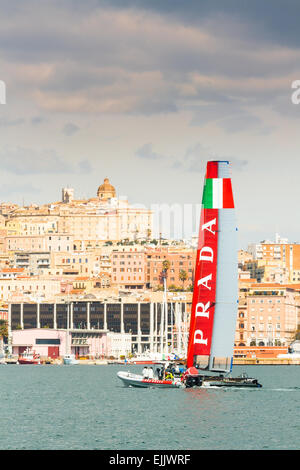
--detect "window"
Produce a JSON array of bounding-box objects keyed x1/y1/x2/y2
[{"x1": 36, "y1": 338, "x2": 60, "y2": 345}]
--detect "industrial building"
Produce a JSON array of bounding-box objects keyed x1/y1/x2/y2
[{"x1": 8, "y1": 299, "x2": 190, "y2": 358}]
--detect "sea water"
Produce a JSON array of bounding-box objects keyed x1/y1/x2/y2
[{"x1": 0, "y1": 364, "x2": 299, "y2": 450}]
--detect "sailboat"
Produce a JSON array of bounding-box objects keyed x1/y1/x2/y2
[
  {"x1": 117, "y1": 160, "x2": 261, "y2": 389},
  {"x1": 183, "y1": 160, "x2": 261, "y2": 388}
]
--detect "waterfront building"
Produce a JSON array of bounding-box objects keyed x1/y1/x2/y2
[
  {"x1": 107, "y1": 331, "x2": 132, "y2": 358},
  {"x1": 11, "y1": 328, "x2": 109, "y2": 359},
  {"x1": 8, "y1": 297, "x2": 190, "y2": 357}
]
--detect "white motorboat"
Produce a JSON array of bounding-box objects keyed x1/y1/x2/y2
[
  {"x1": 117, "y1": 370, "x2": 184, "y2": 388},
  {"x1": 63, "y1": 354, "x2": 79, "y2": 365}
]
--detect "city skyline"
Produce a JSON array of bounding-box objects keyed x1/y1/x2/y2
[{"x1": 1, "y1": 1, "x2": 300, "y2": 248}]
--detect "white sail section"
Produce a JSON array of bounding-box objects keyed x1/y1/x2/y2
[{"x1": 208, "y1": 162, "x2": 238, "y2": 372}]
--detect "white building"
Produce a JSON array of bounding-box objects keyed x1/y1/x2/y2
[{"x1": 107, "y1": 332, "x2": 132, "y2": 358}]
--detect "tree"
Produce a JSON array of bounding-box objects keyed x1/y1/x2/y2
[
  {"x1": 179, "y1": 269, "x2": 188, "y2": 289},
  {"x1": 162, "y1": 260, "x2": 170, "y2": 273},
  {"x1": 159, "y1": 259, "x2": 170, "y2": 285},
  {"x1": 294, "y1": 326, "x2": 300, "y2": 341},
  {"x1": 0, "y1": 320, "x2": 8, "y2": 342}
]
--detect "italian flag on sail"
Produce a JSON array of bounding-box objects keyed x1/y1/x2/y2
[{"x1": 202, "y1": 178, "x2": 234, "y2": 209}]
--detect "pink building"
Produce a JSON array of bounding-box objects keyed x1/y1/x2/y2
[
  {"x1": 5, "y1": 233, "x2": 73, "y2": 253},
  {"x1": 6, "y1": 235, "x2": 46, "y2": 252},
  {"x1": 12, "y1": 328, "x2": 109, "y2": 359},
  {"x1": 237, "y1": 283, "x2": 299, "y2": 347}
]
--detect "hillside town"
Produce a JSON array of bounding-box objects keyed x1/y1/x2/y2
[{"x1": 0, "y1": 178, "x2": 299, "y2": 362}]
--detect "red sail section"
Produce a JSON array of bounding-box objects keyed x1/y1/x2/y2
[
  {"x1": 206, "y1": 161, "x2": 218, "y2": 178},
  {"x1": 187, "y1": 208, "x2": 218, "y2": 368}
]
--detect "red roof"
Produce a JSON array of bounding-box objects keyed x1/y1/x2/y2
[{"x1": 1, "y1": 268, "x2": 24, "y2": 273}]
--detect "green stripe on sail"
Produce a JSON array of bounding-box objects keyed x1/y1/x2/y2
[{"x1": 202, "y1": 178, "x2": 213, "y2": 208}]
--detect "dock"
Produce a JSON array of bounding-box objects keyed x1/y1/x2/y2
[{"x1": 233, "y1": 358, "x2": 300, "y2": 365}]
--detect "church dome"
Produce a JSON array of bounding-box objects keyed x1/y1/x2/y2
[{"x1": 97, "y1": 178, "x2": 116, "y2": 199}]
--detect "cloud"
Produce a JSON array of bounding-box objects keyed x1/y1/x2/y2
[
  {"x1": 0, "y1": 117, "x2": 24, "y2": 126},
  {"x1": 217, "y1": 113, "x2": 273, "y2": 135},
  {"x1": 62, "y1": 122, "x2": 80, "y2": 135},
  {"x1": 0, "y1": 147, "x2": 91, "y2": 175},
  {"x1": 1, "y1": 1, "x2": 299, "y2": 123},
  {"x1": 78, "y1": 159, "x2": 92, "y2": 173},
  {"x1": 171, "y1": 142, "x2": 248, "y2": 173},
  {"x1": 0, "y1": 183, "x2": 40, "y2": 198},
  {"x1": 135, "y1": 143, "x2": 167, "y2": 160},
  {"x1": 31, "y1": 115, "x2": 47, "y2": 125}
]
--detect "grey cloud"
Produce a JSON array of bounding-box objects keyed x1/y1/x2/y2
[
  {"x1": 0, "y1": 0, "x2": 299, "y2": 124},
  {"x1": 217, "y1": 113, "x2": 273, "y2": 135},
  {"x1": 0, "y1": 117, "x2": 25, "y2": 126},
  {"x1": 0, "y1": 183, "x2": 40, "y2": 198},
  {"x1": 31, "y1": 116, "x2": 47, "y2": 125},
  {"x1": 171, "y1": 142, "x2": 248, "y2": 173},
  {"x1": 136, "y1": 143, "x2": 166, "y2": 160},
  {"x1": 0, "y1": 147, "x2": 90, "y2": 175},
  {"x1": 271, "y1": 91, "x2": 300, "y2": 119},
  {"x1": 63, "y1": 122, "x2": 80, "y2": 136},
  {"x1": 78, "y1": 159, "x2": 92, "y2": 173},
  {"x1": 189, "y1": 101, "x2": 275, "y2": 134},
  {"x1": 190, "y1": 103, "x2": 243, "y2": 127},
  {"x1": 99, "y1": 0, "x2": 300, "y2": 49}
]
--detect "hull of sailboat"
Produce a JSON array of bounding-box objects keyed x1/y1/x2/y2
[
  {"x1": 201, "y1": 379, "x2": 262, "y2": 388},
  {"x1": 184, "y1": 372, "x2": 262, "y2": 388}
]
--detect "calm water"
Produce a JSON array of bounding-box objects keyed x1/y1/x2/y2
[{"x1": 0, "y1": 364, "x2": 299, "y2": 450}]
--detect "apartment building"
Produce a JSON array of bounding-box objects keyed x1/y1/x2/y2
[
  {"x1": 146, "y1": 248, "x2": 196, "y2": 289},
  {"x1": 236, "y1": 283, "x2": 299, "y2": 347},
  {"x1": 248, "y1": 235, "x2": 300, "y2": 282},
  {"x1": 5, "y1": 233, "x2": 73, "y2": 253},
  {"x1": 111, "y1": 247, "x2": 146, "y2": 289},
  {"x1": 0, "y1": 277, "x2": 62, "y2": 302}
]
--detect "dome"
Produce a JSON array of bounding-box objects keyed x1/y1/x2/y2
[{"x1": 97, "y1": 178, "x2": 116, "y2": 199}]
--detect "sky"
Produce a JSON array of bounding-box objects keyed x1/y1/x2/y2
[{"x1": 1, "y1": 0, "x2": 300, "y2": 248}]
